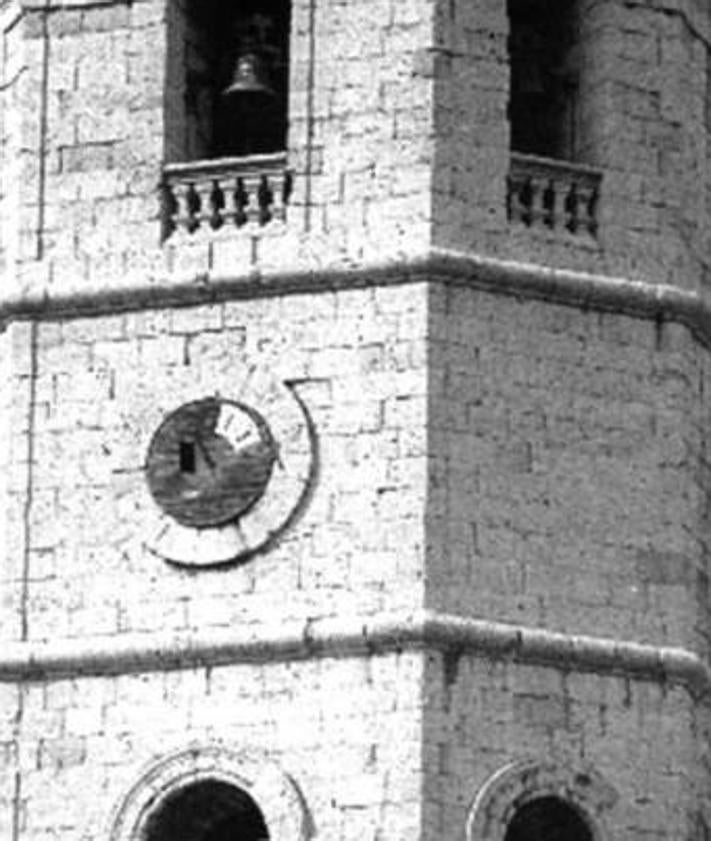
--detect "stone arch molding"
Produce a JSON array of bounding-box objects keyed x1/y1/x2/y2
[
  {"x1": 107, "y1": 743, "x2": 310, "y2": 841},
  {"x1": 466, "y1": 758, "x2": 619, "y2": 841}
]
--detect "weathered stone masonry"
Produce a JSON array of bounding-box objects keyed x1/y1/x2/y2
[{"x1": 2, "y1": 0, "x2": 711, "y2": 840}]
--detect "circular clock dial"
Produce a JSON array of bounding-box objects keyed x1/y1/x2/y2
[{"x1": 145, "y1": 397, "x2": 277, "y2": 528}]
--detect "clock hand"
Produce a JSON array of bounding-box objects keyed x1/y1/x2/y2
[{"x1": 194, "y1": 435, "x2": 216, "y2": 470}]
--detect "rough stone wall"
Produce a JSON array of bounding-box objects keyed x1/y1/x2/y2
[
  {"x1": 5, "y1": 0, "x2": 166, "y2": 289},
  {"x1": 1, "y1": 283, "x2": 428, "y2": 643},
  {"x1": 299, "y1": 0, "x2": 436, "y2": 259},
  {"x1": 3, "y1": 0, "x2": 709, "y2": 300},
  {"x1": 425, "y1": 282, "x2": 711, "y2": 653},
  {"x1": 0, "y1": 2, "x2": 24, "y2": 275},
  {"x1": 431, "y1": 0, "x2": 711, "y2": 288},
  {"x1": 422, "y1": 653, "x2": 702, "y2": 841},
  {"x1": 0, "y1": 323, "x2": 26, "y2": 643},
  {"x1": 431, "y1": 0, "x2": 509, "y2": 256},
  {"x1": 0, "y1": 652, "x2": 424, "y2": 841},
  {"x1": 583, "y1": 0, "x2": 710, "y2": 288},
  {"x1": 2, "y1": 0, "x2": 711, "y2": 839},
  {"x1": 2, "y1": 0, "x2": 438, "y2": 298}
]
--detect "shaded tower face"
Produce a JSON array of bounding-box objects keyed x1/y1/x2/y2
[{"x1": 432, "y1": 0, "x2": 711, "y2": 284}]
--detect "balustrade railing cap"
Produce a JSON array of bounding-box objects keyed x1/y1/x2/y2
[
  {"x1": 510, "y1": 152, "x2": 603, "y2": 181},
  {"x1": 163, "y1": 152, "x2": 288, "y2": 182}
]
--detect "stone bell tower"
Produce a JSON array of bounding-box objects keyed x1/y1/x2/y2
[{"x1": 1, "y1": 0, "x2": 711, "y2": 840}]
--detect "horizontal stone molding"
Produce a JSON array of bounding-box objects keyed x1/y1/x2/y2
[
  {"x1": 18, "y1": 0, "x2": 131, "y2": 11},
  {"x1": 1, "y1": 609, "x2": 708, "y2": 698},
  {"x1": 434, "y1": 250, "x2": 711, "y2": 349},
  {"x1": 2, "y1": 249, "x2": 711, "y2": 349}
]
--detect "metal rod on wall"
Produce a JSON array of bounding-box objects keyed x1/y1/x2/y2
[{"x1": 304, "y1": 0, "x2": 316, "y2": 233}]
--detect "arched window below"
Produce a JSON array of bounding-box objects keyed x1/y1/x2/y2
[
  {"x1": 144, "y1": 778, "x2": 269, "y2": 841},
  {"x1": 466, "y1": 759, "x2": 617, "y2": 841},
  {"x1": 505, "y1": 797, "x2": 593, "y2": 841}
]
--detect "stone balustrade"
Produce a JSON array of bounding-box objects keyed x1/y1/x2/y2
[
  {"x1": 161, "y1": 152, "x2": 292, "y2": 238},
  {"x1": 507, "y1": 153, "x2": 602, "y2": 237}
]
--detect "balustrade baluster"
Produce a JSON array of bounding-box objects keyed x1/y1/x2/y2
[
  {"x1": 234, "y1": 178, "x2": 249, "y2": 227},
  {"x1": 517, "y1": 176, "x2": 531, "y2": 224},
  {"x1": 160, "y1": 155, "x2": 291, "y2": 239},
  {"x1": 542, "y1": 179, "x2": 556, "y2": 229},
  {"x1": 583, "y1": 185, "x2": 599, "y2": 236},
  {"x1": 530, "y1": 176, "x2": 549, "y2": 228},
  {"x1": 195, "y1": 179, "x2": 218, "y2": 232},
  {"x1": 208, "y1": 179, "x2": 225, "y2": 229},
  {"x1": 565, "y1": 183, "x2": 580, "y2": 234},
  {"x1": 218, "y1": 177, "x2": 237, "y2": 227},
  {"x1": 173, "y1": 181, "x2": 200, "y2": 233},
  {"x1": 161, "y1": 182, "x2": 178, "y2": 239},
  {"x1": 271, "y1": 174, "x2": 287, "y2": 223},
  {"x1": 521, "y1": 177, "x2": 535, "y2": 226},
  {"x1": 258, "y1": 175, "x2": 273, "y2": 225},
  {"x1": 241, "y1": 175, "x2": 262, "y2": 225}
]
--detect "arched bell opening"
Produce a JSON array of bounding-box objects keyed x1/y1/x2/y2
[
  {"x1": 143, "y1": 778, "x2": 269, "y2": 841},
  {"x1": 507, "y1": 0, "x2": 580, "y2": 161},
  {"x1": 504, "y1": 796, "x2": 594, "y2": 841},
  {"x1": 165, "y1": 0, "x2": 290, "y2": 163}
]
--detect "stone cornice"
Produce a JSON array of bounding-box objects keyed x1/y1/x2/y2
[
  {"x1": 2, "y1": 249, "x2": 710, "y2": 349},
  {"x1": 2, "y1": 609, "x2": 708, "y2": 698},
  {"x1": 433, "y1": 250, "x2": 711, "y2": 348},
  {"x1": 18, "y1": 0, "x2": 130, "y2": 11}
]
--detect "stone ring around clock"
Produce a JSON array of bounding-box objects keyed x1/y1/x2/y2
[{"x1": 142, "y1": 378, "x2": 315, "y2": 568}]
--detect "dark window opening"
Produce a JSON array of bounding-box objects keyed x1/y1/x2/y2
[
  {"x1": 504, "y1": 797, "x2": 593, "y2": 841},
  {"x1": 144, "y1": 779, "x2": 269, "y2": 841},
  {"x1": 507, "y1": 0, "x2": 580, "y2": 160},
  {"x1": 168, "y1": 0, "x2": 290, "y2": 162},
  {"x1": 179, "y1": 441, "x2": 196, "y2": 474}
]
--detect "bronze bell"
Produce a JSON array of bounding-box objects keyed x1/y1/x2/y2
[{"x1": 222, "y1": 49, "x2": 275, "y2": 98}]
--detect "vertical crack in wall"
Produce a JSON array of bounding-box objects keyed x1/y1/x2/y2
[
  {"x1": 11, "y1": 769, "x2": 21, "y2": 841},
  {"x1": 20, "y1": 320, "x2": 38, "y2": 642},
  {"x1": 11, "y1": 683, "x2": 25, "y2": 841}
]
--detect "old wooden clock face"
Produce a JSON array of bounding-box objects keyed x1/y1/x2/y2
[{"x1": 145, "y1": 397, "x2": 277, "y2": 528}]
